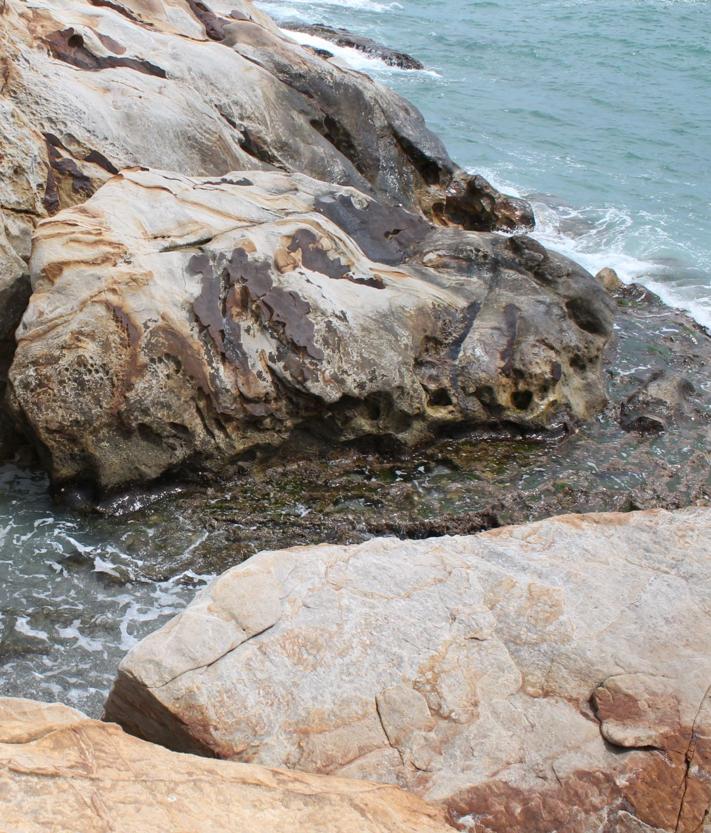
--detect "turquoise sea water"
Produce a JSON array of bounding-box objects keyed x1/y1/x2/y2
[{"x1": 261, "y1": 0, "x2": 711, "y2": 327}]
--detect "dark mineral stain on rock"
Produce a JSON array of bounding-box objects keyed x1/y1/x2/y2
[
  {"x1": 95, "y1": 31, "x2": 127, "y2": 55},
  {"x1": 87, "y1": 0, "x2": 141, "y2": 24},
  {"x1": 43, "y1": 133, "x2": 94, "y2": 211},
  {"x1": 45, "y1": 28, "x2": 166, "y2": 78},
  {"x1": 186, "y1": 0, "x2": 229, "y2": 42},
  {"x1": 84, "y1": 149, "x2": 119, "y2": 175},
  {"x1": 286, "y1": 228, "x2": 385, "y2": 289},
  {"x1": 189, "y1": 248, "x2": 325, "y2": 367},
  {"x1": 314, "y1": 194, "x2": 429, "y2": 265},
  {"x1": 288, "y1": 229, "x2": 351, "y2": 280}
]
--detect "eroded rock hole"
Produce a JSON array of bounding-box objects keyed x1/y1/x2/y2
[
  {"x1": 512, "y1": 390, "x2": 533, "y2": 411},
  {"x1": 428, "y1": 388, "x2": 453, "y2": 407},
  {"x1": 566, "y1": 297, "x2": 609, "y2": 336}
]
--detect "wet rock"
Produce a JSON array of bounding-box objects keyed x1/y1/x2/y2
[
  {"x1": 620, "y1": 368, "x2": 701, "y2": 433},
  {"x1": 0, "y1": 697, "x2": 452, "y2": 833},
  {"x1": 0, "y1": 619, "x2": 49, "y2": 661},
  {"x1": 9, "y1": 169, "x2": 612, "y2": 491},
  {"x1": 595, "y1": 266, "x2": 622, "y2": 292},
  {"x1": 281, "y1": 22, "x2": 425, "y2": 70},
  {"x1": 105, "y1": 507, "x2": 711, "y2": 833}
]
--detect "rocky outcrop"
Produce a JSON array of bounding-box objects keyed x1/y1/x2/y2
[
  {"x1": 105, "y1": 507, "x2": 711, "y2": 833},
  {"x1": 8, "y1": 168, "x2": 613, "y2": 490},
  {"x1": 0, "y1": 0, "x2": 530, "y2": 360},
  {"x1": 281, "y1": 22, "x2": 426, "y2": 70},
  {"x1": 0, "y1": 697, "x2": 452, "y2": 833}
]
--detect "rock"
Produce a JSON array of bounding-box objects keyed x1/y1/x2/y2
[
  {"x1": 0, "y1": 0, "x2": 532, "y2": 462},
  {"x1": 0, "y1": 697, "x2": 452, "y2": 833},
  {"x1": 620, "y1": 368, "x2": 701, "y2": 433},
  {"x1": 63, "y1": 280, "x2": 708, "y2": 581},
  {"x1": 105, "y1": 507, "x2": 711, "y2": 833},
  {"x1": 0, "y1": 0, "x2": 531, "y2": 315},
  {"x1": 595, "y1": 266, "x2": 622, "y2": 292},
  {"x1": 8, "y1": 169, "x2": 613, "y2": 490},
  {"x1": 281, "y1": 22, "x2": 426, "y2": 70}
]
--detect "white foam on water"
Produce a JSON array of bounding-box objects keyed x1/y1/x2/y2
[
  {"x1": 56, "y1": 621, "x2": 104, "y2": 653},
  {"x1": 15, "y1": 617, "x2": 50, "y2": 642},
  {"x1": 279, "y1": 27, "x2": 438, "y2": 77},
  {"x1": 259, "y1": 0, "x2": 402, "y2": 17},
  {"x1": 478, "y1": 168, "x2": 711, "y2": 330}
]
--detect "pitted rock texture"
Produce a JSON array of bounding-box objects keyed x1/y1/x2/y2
[
  {"x1": 8, "y1": 168, "x2": 613, "y2": 490},
  {"x1": 105, "y1": 508, "x2": 711, "y2": 833},
  {"x1": 0, "y1": 697, "x2": 452, "y2": 833},
  {"x1": 0, "y1": 0, "x2": 530, "y2": 354}
]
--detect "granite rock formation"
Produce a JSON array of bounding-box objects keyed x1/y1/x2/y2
[
  {"x1": 105, "y1": 508, "x2": 711, "y2": 833},
  {"x1": 0, "y1": 697, "x2": 452, "y2": 833}
]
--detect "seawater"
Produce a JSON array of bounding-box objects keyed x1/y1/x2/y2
[{"x1": 262, "y1": 0, "x2": 711, "y2": 328}]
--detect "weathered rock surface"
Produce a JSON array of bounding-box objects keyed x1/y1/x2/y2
[
  {"x1": 281, "y1": 22, "x2": 426, "y2": 70},
  {"x1": 595, "y1": 266, "x2": 623, "y2": 293},
  {"x1": 0, "y1": 697, "x2": 452, "y2": 833},
  {"x1": 106, "y1": 507, "x2": 711, "y2": 833},
  {"x1": 8, "y1": 168, "x2": 613, "y2": 490},
  {"x1": 620, "y1": 368, "x2": 701, "y2": 434},
  {"x1": 0, "y1": 0, "x2": 530, "y2": 361}
]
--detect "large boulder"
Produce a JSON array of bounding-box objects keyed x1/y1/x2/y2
[
  {"x1": 105, "y1": 507, "x2": 711, "y2": 833},
  {"x1": 8, "y1": 168, "x2": 613, "y2": 490},
  {"x1": 0, "y1": 0, "x2": 530, "y2": 345},
  {"x1": 0, "y1": 697, "x2": 452, "y2": 833}
]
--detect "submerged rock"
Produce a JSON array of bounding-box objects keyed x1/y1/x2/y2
[
  {"x1": 0, "y1": 697, "x2": 451, "y2": 833},
  {"x1": 105, "y1": 507, "x2": 711, "y2": 833},
  {"x1": 619, "y1": 368, "x2": 700, "y2": 434},
  {"x1": 281, "y1": 22, "x2": 426, "y2": 70},
  {"x1": 8, "y1": 169, "x2": 613, "y2": 491}
]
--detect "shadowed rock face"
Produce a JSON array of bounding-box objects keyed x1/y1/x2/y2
[
  {"x1": 0, "y1": 697, "x2": 452, "y2": 833},
  {"x1": 104, "y1": 508, "x2": 711, "y2": 833},
  {"x1": 8, "y1": 169, "x2": 613, "y2": 491}
]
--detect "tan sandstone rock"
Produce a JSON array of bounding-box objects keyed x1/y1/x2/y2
[
  {"x1": 595, "y1": 267, "x2": 623, "y2": 293},
  {"x1": 0, "y1": 0, "x2": 530, "y2": 347},
  {"x1": 0, "y1": 696, "x2": 452, "y2": 833},
  {"x1": 8, "y1": 168, "x2": 613, "y2": 489},
  {"x1": 105, "y1": 507, "x2": 711, "y2": 833}
]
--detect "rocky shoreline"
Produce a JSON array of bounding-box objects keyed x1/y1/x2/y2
[
  {"x1": 4, "y1": 508, "x2": 711, "y2": 833},
  {"x1": 0, "y1": 1, "x2": 709, "y2": 831},
  {"x1": 280, "y1": 22, "x2": 426, "y2": 70}
]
